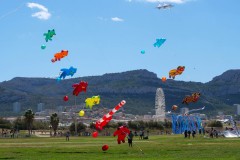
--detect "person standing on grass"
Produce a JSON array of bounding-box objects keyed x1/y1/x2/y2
[
  {"x1": 139, "y1": 130, "x2": 143, "y2": 140},
  {"x1": 66, "y1": 131, "x2": 70, "y2": 141},
  {"x1": 192, "y1": 130, "x2": 196, "y2": 138},
  {"x1": 214, "y1": 130, "x2": 218, "y2": 138},
  {"x1": 187, "y1": 130, "x2": 191, "y2": 138},
  {"x1": 184, "y1": 130, "x2": 188, "y2": 138},
  {"x1": 134, "y1": 131, "x2": 138, "y2": 137},
  {"x1": 128, "y1": 131, "x2": 134, "y2": 147}
]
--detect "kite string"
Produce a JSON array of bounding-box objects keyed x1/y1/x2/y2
[
  {"x1": 120, "y1": 130, "x2": 144, "y2": 154},
  {"x1": 0, "y1": 3, "x2": 25, "y2": 21}
]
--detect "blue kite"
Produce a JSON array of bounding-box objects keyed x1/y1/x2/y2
[
  {"x1": 43, "y1": 29, "x2": 56, "y2": 42},
  {"x1": 58, "y1": 66, "x2": 77, "y2": 80},
  {"x1": 153, "y1": 38, "x2": 166, "y2": 48}
]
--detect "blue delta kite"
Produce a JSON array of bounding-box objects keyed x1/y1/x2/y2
[{"x1": 153, "y1": 38, "x2": 166, "y2": 48}]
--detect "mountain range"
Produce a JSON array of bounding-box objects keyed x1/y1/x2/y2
[{"x1": 0, "y1": 69, "x2": 240, "y2": 117}]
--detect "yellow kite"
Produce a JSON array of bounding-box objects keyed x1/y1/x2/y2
[{"x1": 85, "y1": 95, "x2": 100, "y2": 109}]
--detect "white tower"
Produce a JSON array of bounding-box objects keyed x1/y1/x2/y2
[
  {"x1": 13, "y1": 102, "x2": 21, "y2": 113},
  {"x1": 153, "y1": 88, "x2": 166, "y2": 121}
]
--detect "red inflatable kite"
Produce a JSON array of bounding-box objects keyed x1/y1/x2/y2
[
  {"x1": 113, "y1": 125, "x2": 130, "y2": 144},
  {"x1": 95, "y1": 100, "x2": 126, "y2": 130},
  {"x1": 102, "y1": 144, "x2": 109, "y2": 151},
  {"x1": 72, "y1": 81, "x2": 88, "y2": 96}
]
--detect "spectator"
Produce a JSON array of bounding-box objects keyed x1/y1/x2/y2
[
  {"x1": 134, "y1": 131, "x2": 138, "y2": 137},
  {"x1": 66, "y1": 131, "x2": 70, "y2": 141},
  {"x1": 214, "y1": 130, "x2": 218, "y2": 138},
  {"x1": 139, "y1": 130, "x2": 143, "y2": 140},
  {"x1": 192, "y1": 130, "x2": 196, "y2": 138},
  {"x1": 128, "y1": 131, "x2": 134, "y2": 147},
  {"x1": 199, "y1": 129, "x2": 202, "y2": 135},
  {"x1": 187, "y1": 130, "x2": 191, "y2": 138},
  {"x1": 184, "y1": 130, "x2": 188, "y2": 138}
]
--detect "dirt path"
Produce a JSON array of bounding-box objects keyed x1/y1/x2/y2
[{"x1": 34, "y1": 131, "x2": 50, "y2": 137}]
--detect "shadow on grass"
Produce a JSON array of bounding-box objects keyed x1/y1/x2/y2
[
  {"x1": 57, "y1": 151, "x2": 118, "y2": 154},
  {"x1": 166, "y1": 150, "x2": 181, "y2": 152},
  {"x1": 0, "y1": 157, "x2": 15, "y2": 159}
]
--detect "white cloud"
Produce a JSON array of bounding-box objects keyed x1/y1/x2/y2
[
  {"x1": 111, "y1": 17, "x2": 124, "y2": 22},
  {"x1": 26, "y1": 2, "x2": 51, "y2": 20}
]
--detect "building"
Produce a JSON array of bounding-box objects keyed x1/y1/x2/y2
[
  {"x1": 143, "y1": 115, "x2": 152, "y2": 121},
  {"x1": 57, "y1": 106, "x2": 64, "y2": 112},
  {"x1": 180, "y1": 107, "x2": 189, "y2": 115},
  {"x1": 153, "y1": 88, "x2": 166, "y2": 121},
  {"x1": 233, "y1": 104, "x2": 240, "y2": 115},
  {"x1": 37, "y1": 103, "x2": 45, "y2": 112},
  {"x1": 13, "y1": 102, "x2": 21, "y2": 113}
]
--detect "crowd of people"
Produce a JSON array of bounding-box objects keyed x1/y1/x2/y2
[
  {"x1": 1, "y1": 129, "x2": 19, "y2": 138},
  {"x1": 183, "y1": 127, "x2": 222, "y2": 139}
]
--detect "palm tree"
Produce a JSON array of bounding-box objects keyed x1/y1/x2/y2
[
  {"x1": 50, "y1": 113, "x2": 59, "y2": 136},
  {"x1": 24, "y1": 109, "x2": 35, "y2": 136}
]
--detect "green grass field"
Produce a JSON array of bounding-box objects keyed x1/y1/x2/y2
[{"x1": 0, "y1": 135, "x2": 240, "y2": 160}]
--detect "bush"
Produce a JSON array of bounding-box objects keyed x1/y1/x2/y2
[
  {"x1": 69, "y1": 122, "x2": 86, "y2": 134},
  {"x1": 207, "y1": 120, "x2": 223, "y2": 128},
  {"x1": 0, "y1": 118, "x2": 12, "y2": 129}
]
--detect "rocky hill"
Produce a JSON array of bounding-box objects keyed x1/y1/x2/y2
[{"x1": 0, "y1": 69, "x2": 239, "y2": 116}]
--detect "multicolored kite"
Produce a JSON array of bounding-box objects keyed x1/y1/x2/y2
[
  {"x1": 169, "y1": 66, "x2": 185, "y2": 79},
  {"x1": 182, "y1": 92, "x2": 201, "y2": 105}
]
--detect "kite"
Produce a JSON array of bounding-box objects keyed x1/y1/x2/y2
[
  {"x1": 186, "y1": 106, "x2": 205, "y2": 114},
  {"x1": 41, "y1": 44, "x2": 46, "y2": 50},
  {"x1": 79, "y1": 110, "x2": 85, "y2": 117},
  {"x1": 85, "y1": 95, "x2": 100, "y2": 109},
  {"x1": 141, "y1": 50, "x2": 145, "y2": 54},
  {"x1": 59, "y1": 66, "x2": 77, "y2": 80},
  {"x1": 113, "y1": 125, "x2": 130, "y2": 144},
  {"x1": 92, "y1": 131, "x2": 98, "y2": 138},
  {"x1": 63, "y1": 96, "x2": 69, "y2": 102},
  {"x1": 72, "y1": 81, "x2": 88, "y2": 96},
  {"x1": 51, "y1": 50, "x2": 68, "y2": 63},
  {"x1": 153, "y1": 38, "x2": 166, "y2": 48},
  {"x1": 56, "y1": 77, "x2": 61, "y2": 82},
  {"x1": 102, "y1": 145, "x2": 109, "y2": 151},
  {"x1": 182, "y1": 92, "x2": 201, "y2": 105},
  {"x1": 172, "y1": 105, "x2": 178, "y2": 111},
  {"x1": 169, "y1": 66, "x2": 185, "y2": 79},
  {"x1": 161, "y1": 77, "x2": 167, "y2": 82},
  {"x1": 44, "y1": 29, "x2": 56, "y2": 42},
  {"x1": 156, "y1": 3, "x2": 173, "y2": 10},
  {"x1": 95, "y1": 100, "x2": 126, "y2": 130}
]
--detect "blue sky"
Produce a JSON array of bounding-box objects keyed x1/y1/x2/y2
[{"x1": 0, "y1": 0, "x2": 239, "y2": 83}]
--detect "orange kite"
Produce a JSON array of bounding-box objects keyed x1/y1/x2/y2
[
  {"x1": 169, "y1": 66, "x2": 185, "y2": 79},
  {"x1": 51, "y1": 50, "x2": 68, "y2": 63}
]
